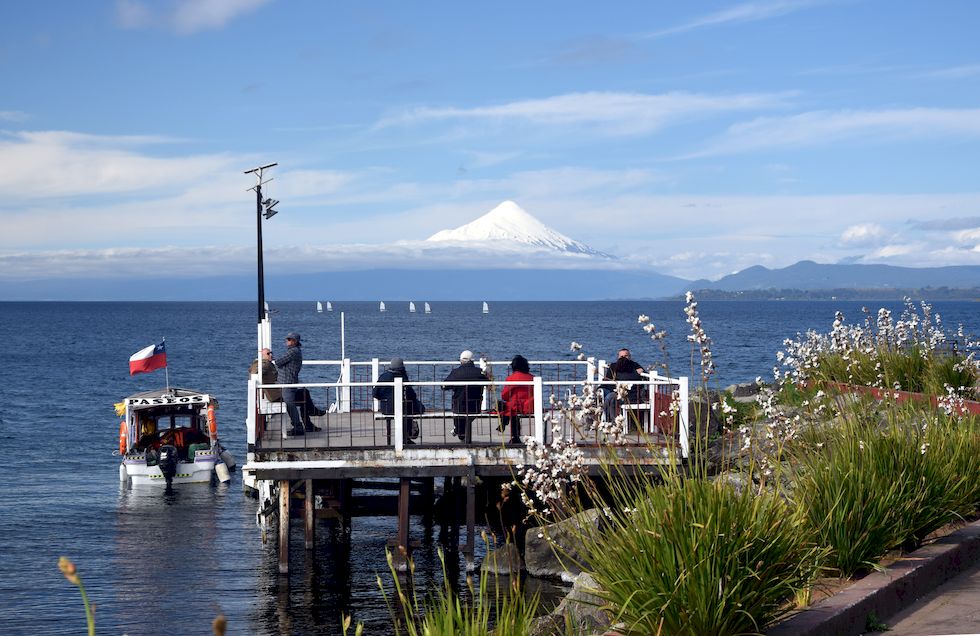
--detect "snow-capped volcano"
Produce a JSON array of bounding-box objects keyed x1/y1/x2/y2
[{"x1": 425, "y1": 201, "x2": 608, "y2": 257}]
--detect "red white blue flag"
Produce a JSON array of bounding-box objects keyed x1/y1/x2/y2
[{"x1": 129, "y1": 341, "x2": 167, "y2": 376}]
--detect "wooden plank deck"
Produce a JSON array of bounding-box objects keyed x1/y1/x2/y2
[{"x1": 249, "y1": 409, "x2": 678, "y2": 480}]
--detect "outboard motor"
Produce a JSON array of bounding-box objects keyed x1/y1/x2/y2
[{"x1": 158, "y1": 445, "x2": 179, "y2": 487}]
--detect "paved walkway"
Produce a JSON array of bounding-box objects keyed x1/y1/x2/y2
[{"x1": 880, "y1": 559, "x2": 980, "y2": 635}]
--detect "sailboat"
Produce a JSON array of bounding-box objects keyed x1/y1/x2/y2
[
  {"x1": 482, "y1": 301, "x2": 489, "y2": 314},
  {"x1": 316, "y1": 301, "x2": 323, "y2": 313},
  {"x1": 379, "y1": 301, "x2": 386, "y2": 313},
  {"x1": 409, "y1": 301, "x2": 416, "y2": 313},
  {"x1": 424, "y1": 302, "x2": 431, "y2": 314},
  {"x1": 326, "y1": 301, "x2": 333, "y2": 312}
]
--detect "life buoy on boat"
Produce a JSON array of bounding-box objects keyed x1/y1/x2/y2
[
  {"x1": 118, "y1": 420, "x2": 127, "y2": 454},
  {"x1": 207, "y1": 403, "x2": 218, "y2": 441}
]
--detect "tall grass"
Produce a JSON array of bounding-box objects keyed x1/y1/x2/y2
[
  {"x1": 380, "y1": 547, "x2": 540, "y2": 636},
  {"x1": 572, "y1": 474, "x2": 825, "y2": 635},
  {"x1": 792, "y1": 409, "x2": 980, "y2": 576}
]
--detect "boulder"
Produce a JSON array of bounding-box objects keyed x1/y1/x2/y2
[
  {"x1": 525, "y1": 508, "x2": 603, "y2": 580},
  {"x1": 480, "y1": 542, "x2": 523, "y2": 575},
  {"x1": 529, "y1": 573, "x2": 611, "y2": 636},
  {"x1": 724, "y1": 381, "x2": 764, "y2": 399}
]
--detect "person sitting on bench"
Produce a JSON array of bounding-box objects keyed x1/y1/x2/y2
[
  {"x1": 442, "y1": 350, "x2": 488, "y2": 442},
  {"x1": 498, "y1": 354, "x2": 533, "y2": 444},
  {"x1": 603, "y1": 348, "x2": 646, "y2": 423},
  {"x1": 373, "y1": 357, "x2": 424, "y2": 443}
]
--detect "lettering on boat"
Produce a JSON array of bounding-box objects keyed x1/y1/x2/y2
[{"x1": 126, "y1": 394, "x2": 208, "y2": 406}]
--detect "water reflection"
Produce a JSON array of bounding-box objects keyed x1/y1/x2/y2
[{"x1": 113, "y1": 483, "x2": 228, "y2": 631}]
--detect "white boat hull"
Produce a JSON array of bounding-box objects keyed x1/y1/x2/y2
[{"x1": 122, "y1": 448, "x2": 230, "y2": 486}]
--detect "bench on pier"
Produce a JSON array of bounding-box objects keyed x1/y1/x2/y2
[
  {"x1": 259, "y1": 396, "x2": 287, "y2": 415},
  {"x1": 372, "y1": 411, "x2": 530, "y2": 444},
  {"x1": 621, "y1": 401, "x2": 674, "y2": 435}
]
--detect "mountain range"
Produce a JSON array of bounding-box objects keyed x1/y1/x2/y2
[
  {"x1": 2, "y1": 201, "x2": 978, "y2": 300},
  {"x1": 686, "y1": 260, "x2": 980, "y2": 294}
]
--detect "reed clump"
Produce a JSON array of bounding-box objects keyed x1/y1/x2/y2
[
  {"x1": 379, "y1": 543, "x2": 540, "y2": 636},
  {"x1": 515, "y1": 295, "x2": 980, "y2": 635}
]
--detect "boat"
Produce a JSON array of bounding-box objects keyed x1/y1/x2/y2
[
  {"x1": 424, "y1": 302, "x2": 431, "y2": 314},
  {"x1": 482, "y1": 301, "x2": 489, "y2": 314},
  {"x1": 380, "y1": 301, "x2": 386, "y2": 312},
  {"x1": 117, "y1": 388, "x2": 235, "y2": 488},
  {"x1": 409, "y1": 301, "x2": 416, "y2": 313},
  {"x1": 316, "y1": 301, "x2": 323, "y2": 313},
  {"x1": 326, "y1": 301, "x2": 333, "y2": 312}
]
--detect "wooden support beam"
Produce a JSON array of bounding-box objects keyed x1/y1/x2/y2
[
  {"x1": 342, "y1": 478, "x2": 353, "y2": 535},
  {"x1": 398, "y1": 477, "x2": 411, "y2": 553},
  {"x1": 278, "y1": 479, "x2": 290, "y2": 575},
  {"x1": 421, "y1": 477, "x2": 435, "y2": 527},
  {"x1": 305, "y1": 479, "x2": 314, "y2": 550},
  {"x1": 464, "y1": 470, "x2": 476, "y2": 571}
]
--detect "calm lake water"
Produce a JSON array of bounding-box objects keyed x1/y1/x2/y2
[{"x1": 1, "y1": 300, "x2": 976, "y2": 635}]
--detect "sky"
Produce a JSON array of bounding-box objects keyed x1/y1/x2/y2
[{"x1": 2, "y1": 0, "x2": 980, "y2": 293}]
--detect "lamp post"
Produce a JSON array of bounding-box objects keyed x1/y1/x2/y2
[{"x1": 244, "y1": 162, "x2": 279, "y2": 324}]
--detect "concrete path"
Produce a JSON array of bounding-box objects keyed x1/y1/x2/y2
[{"x1": 881, "y1": 558, "x2": 980, "y2": 636}]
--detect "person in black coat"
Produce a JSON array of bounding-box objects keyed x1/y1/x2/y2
[
  {"x1": 603, "y1": 348, "x2": 647, "y2": 422},
  {"x1": 442, "y1": 350, "x2": 489, "y2": 442},
  {"x1": 373, "y1": 357, "x2": 424, "y2": 442}
]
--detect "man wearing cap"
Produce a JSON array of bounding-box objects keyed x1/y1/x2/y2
[
  {"x1": 263, "y1": 331, "x2": 318, "y2": 437},
  {"x1": 442, "y1": 350, "x2": 489, "y2": 442},
  {"x1": 372, "y1": 357, "x2": 424, "y2": 444}
]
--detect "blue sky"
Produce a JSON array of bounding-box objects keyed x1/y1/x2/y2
[{"x1": 2, "y1": 0, "x2": 980, "y2": 289}]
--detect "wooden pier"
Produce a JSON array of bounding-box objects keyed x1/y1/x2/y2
[{"x1": 243, "y1": 358, "x2": 690, "y2": 575}]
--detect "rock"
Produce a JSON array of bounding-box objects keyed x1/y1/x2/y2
[
  {"x1": 712, "y1": 470, "x2": 750, "y2": 496},
  {"x1": 725, "y1": 381, "x2": 763, "y2": 398},
  {"x1": 525, "y1": 508, "x2": 603, "y2": 580},
  {"x1": 480, "y1": 542, "x2": 523, "y2": 574},
  {"x1": 529, "y1": 572, "x2": 611, "y2": 636}
]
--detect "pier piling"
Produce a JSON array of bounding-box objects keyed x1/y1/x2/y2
[{"x1": 278, "y1": 479, "x2": 290, "y2": 574}]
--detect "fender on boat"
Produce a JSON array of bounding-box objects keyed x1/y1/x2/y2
[
  {"x1": 219, "y1": 449, "x2": 236, "y2": 471},
  {"x1": 215, "y1": 461, "x2": 231, "y2": 483}
]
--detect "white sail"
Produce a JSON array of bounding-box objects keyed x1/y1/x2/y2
[
  {"x1": 326, "y1": 301, "x2": 333, "y2": 311},
  {"x1": 409, "y1": 301, "x2": 416, "y2": 313},
  {"x1": 316, "y1": 301, "x2": 323, "y2": 313},
  {"x1": 380, "y1": 301, "x2": 386, "y2": 312},
  {"x1": 424, "y1": 302, "x2": 431, "y2": 314},
  {"x1": 482, "y1": 301, "x2": 489, "y2": 314}
]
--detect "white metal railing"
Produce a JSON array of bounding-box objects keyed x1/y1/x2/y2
[{"x1": 247, "y1": 359, "x2": 690, "y2": 457}]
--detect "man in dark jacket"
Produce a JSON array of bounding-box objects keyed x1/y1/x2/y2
[
  {"x1": 263, "y1": 331, "x2": 318, "y2": 437},
  {"x1": 442, "y1": 350, "x2": 488, "y2": 442},
  {"x1": 372, "y1": 357, "x2": 424, "y2": 443}
]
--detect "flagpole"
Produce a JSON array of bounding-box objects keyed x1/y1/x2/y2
[{"x1": 163, "y1": 337, "x2": 170, "y2": 392}]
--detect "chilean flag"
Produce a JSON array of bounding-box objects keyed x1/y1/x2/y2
[{"x1": 130, "y1": 341, "x2": 167, "y2": 376}]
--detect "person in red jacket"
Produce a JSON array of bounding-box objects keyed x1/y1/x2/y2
[{"x1": 499, "y1": 355, "x2": 533, "y2": 444}]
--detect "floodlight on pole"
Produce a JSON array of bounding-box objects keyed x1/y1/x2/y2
[{"x1": 245, "y1": 163, "x2": 278, "y2": 324}]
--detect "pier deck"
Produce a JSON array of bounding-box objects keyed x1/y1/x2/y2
[{"x1": 242, "y1": 354, "x2": 690, "y2": 574}]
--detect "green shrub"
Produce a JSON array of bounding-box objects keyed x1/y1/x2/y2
[
  {"x1": 792, "y1": 414, "x2": 980, "y2": 576},
  {"x1": 925, "y1": 356, "x2": 978, "y2": 399},
  {"x1": 380, "y1": 547, "x2": 540, "y2": 636},
  {"x1": 578, "y1": 477, "x2": 824, "y2": 635}
]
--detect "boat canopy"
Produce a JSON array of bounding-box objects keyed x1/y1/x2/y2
[{"x1": 123, "y1": 388, "x2": 214, "y2": 411}]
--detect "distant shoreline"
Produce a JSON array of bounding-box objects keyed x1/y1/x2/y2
[{"x1": 666, "y1": 287, "x2": 980, "y2": 301}]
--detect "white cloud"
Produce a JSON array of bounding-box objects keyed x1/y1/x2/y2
[
  {"x1": 0, "y1": 130, "x2": 235, "y2": 199},
  {"x1": 0, "y1": 111, "x2": 29, "y2": 122},
  {"x1": 116, "y1": 0, "x2": 272, "y2": 34},
  {"x1": 642, "y1": 0, "x2": 829, "y2": 39},
  {"x1": 376, "y1": 91, "x2": 792, "y2": 136},
  {"x1": 919, "y1": 64, "x2": 980, "y2": 80},
  {"x1": 690, "y1": 108, "x2": 980, "y2": 157},
  {"x1": 866, "y1": 243, "x2": 917, "y2": 259},
  {"x1": 953, "y1": 228, "x2": 980, "y2": 245},
  {"x1": 840, "y1": 223, "x2": 887, "y2": 247}
]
